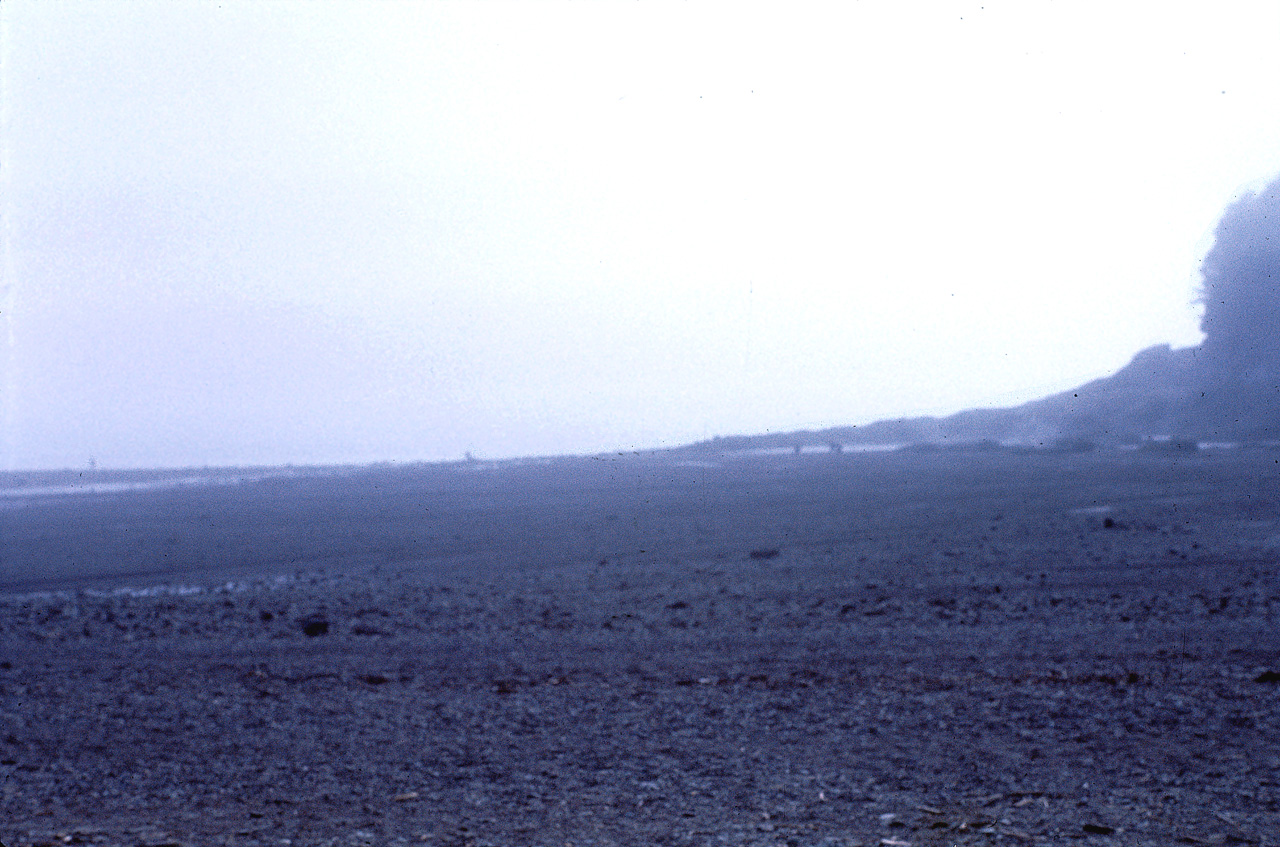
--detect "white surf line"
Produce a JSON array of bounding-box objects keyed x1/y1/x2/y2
[
  {"x1": 0, "y1": 467, "x2": 332, "y2": 500},
  {"x1": 0, "y1": 476, "x2": 240, "y2": 498},
  {"x1": 0, "y1": 573, "x2": 298, "y2": 604}
]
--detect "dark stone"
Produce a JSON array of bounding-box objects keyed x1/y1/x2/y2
[
  {"x1": 1082, "y1": 823, "x2": 1115, "y2": 835},
  {"x1": 1254, "y1": 670, "x2": 1280, "y2": 683},
  {"x1": 300, "y1": 615, "x2": 330, "y2": 637},
  {"x1": 749, "y1": 548, "x2": 780, "y2": 560}
]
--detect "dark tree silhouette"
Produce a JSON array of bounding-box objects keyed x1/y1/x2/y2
[{"x1": 1198, "y1": 176, "x2": 1280, "y2": 373}]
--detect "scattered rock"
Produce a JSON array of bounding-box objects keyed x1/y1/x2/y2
[
  {"x1": 7, "y1": 451, "x2": 1280, "y2": 845},
  {"x1": 299, "y1": 615, "x2": 330, "y2": 637}
]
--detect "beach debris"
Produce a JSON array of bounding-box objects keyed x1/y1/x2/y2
[
  {"x1": 393, "y1": 791, "x2": 420, "y2": 802},
  {"x1": 51, "y1": 833, "x2": 103, "y2": 846},
  {"x1": 299, "y1": 614, "x2": 330, "y2": 637},
  {"x1": 1082, "y1": 823, "x2": 1115, "y2": 835},
  {"x1": 749, "y1": 548, "x2": 780, "y2": 560},
  {"x1": 1253, "y1": 670, "x2": 1280, "y2": 683}
]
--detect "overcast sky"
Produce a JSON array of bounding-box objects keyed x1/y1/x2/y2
[{"x1": 3, "y1": 2, "x2": 1280, "y2": 470}]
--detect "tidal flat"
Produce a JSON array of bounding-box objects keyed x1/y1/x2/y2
[{"x1": 2, "y1": 448, "x2": 1279, "y2": 846}]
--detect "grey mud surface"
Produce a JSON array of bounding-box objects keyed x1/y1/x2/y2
[{"x1": 2, "y1": 449, "x2": 1280, "y2": 846}]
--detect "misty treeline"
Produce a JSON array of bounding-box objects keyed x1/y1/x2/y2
[
  {"x1": 693, "y1": 175, "x2": 1280, "y2": 452},
  {"x1": 1196, "y1": 178, "x2": 1280, "y2": 391}
]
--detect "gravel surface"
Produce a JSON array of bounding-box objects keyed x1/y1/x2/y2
[{"x1": 2, "y1": 448, "x2": 1279, "y2": 846}]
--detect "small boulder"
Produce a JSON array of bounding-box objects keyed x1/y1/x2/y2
[{"x1": 300, "y1": 615, "x2": 330, "y2": 637}]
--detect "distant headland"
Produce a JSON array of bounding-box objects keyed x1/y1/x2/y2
[{"x1": 685, "y1": 176, "x2": 1280, "y2": 454}]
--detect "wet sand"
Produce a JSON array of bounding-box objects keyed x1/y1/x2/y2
[{"x1": 2, "y1": 448, "x2": 1279, "y2": 846}]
